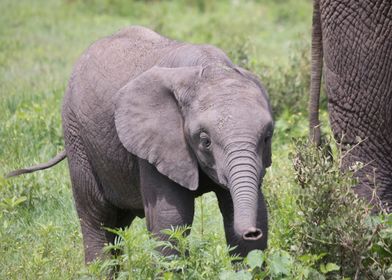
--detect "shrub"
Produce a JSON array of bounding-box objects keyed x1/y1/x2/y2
[{"x1": 291, "y1": 139, "x2": 392, "y2": 279}]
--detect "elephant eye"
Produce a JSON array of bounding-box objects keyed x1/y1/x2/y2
[
  {"x1": 200, "y1": 132, "x2": 211, "y2": 149},
  {"x1": 264, "y1": 136, "x2": 270, "y2": 144},
  {"x1": 264, "y1": 130, "x2": 273, "y2": 144}
]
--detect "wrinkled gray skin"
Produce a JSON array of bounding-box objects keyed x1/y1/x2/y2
[
  {"x1": 309, "y1": 0, "x2": 392, "y2": 211},
  {"x1": 57, "y1": 26, "x2": 273, "y2": 262}
]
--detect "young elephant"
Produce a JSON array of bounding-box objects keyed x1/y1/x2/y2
[{"x1": 7, "y1": 26, "x2": 274, "y2": 263}]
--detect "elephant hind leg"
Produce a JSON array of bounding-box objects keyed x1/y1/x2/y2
[
  {"x1": 68, "y1": 162, "x2": 115, "y2": 262},
  {"x1": 67, "y1": 150, "x2": 136, "y2": 263},
  {"x1": 63, "y1": 116, "x2": 136, "y2": 262}
]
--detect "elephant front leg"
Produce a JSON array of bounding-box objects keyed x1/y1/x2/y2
[
  {"x1": 139, "y1": 159, "x2": 195, "y2": 256},
  {"x1": 215, "y1": 188, "x2": 268, "y2": 258}
]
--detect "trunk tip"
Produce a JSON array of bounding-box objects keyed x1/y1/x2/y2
[{"x1": 242, "y1": 227, "x2": 263, "y2": 241}]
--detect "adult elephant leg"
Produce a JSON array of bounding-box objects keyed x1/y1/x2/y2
[
  {"x1": 138, "y1": 159, "x2": 195, "y2": 256},
  {"x1": 215, "y1": 187, "x2": 268, "y2": 257},
  {"x1": 318, "y1": 0, "x2": 392, "y2": 212}
]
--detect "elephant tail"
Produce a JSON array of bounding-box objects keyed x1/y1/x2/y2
[
  {"x1": 309, "y1": 0, "x2": 323, "y2": 146},
  {"x1": 5, "y1": 150, "x2": 67, "y2": 178}
]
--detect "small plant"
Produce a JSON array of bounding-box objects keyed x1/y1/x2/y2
[{"x1": 0, "y1": 195, "x2": 27, "y2": 213}]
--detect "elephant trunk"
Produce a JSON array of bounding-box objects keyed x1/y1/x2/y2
[{"x1": 226, "y1": 147, "x2": 263, "y2": 241}]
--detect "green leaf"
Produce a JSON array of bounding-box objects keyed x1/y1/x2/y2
[
  {"x1": 238, "y1": 271, "x2": 253, "y2": 280},
  {"x1": 320, "y1": 263, "x2": 340, "y2": 274},
  {"x1": 0, "y1": 196, "x2": 27, "y2": 210},
  {"x1": 298, "y1": 253, "x2": 326, "y2": 265},
  {"x1": 325, "y1": 263, "x2": 340, "y2": 272},
  {"x1": 163, "y1": 272, "x2": 174, "y2": 280},
  {"x1": 219, "y1": 270, "x2": 252, "y2": 280},
  {"x1": 219, "y1": 271, "x2": 236, "y2": 280},
  {"x1": 269, "y1": 250, "x2": 293, "y2": 276},
  {"x1": 13, "y1": 196, "x2": 28, "y2": 206},
  {"x1": 306, "y1": 268, "x2": 326, "y2": 280},
  {"x1": 386, "y1": 213, "x2": 392, "y2": 226},
  {"x1": 246, "y1": 249, "x2": 264, "y2": 270}
]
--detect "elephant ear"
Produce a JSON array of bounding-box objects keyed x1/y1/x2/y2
[{"x1": 114, "y1": 66, "x2": 201, "y2": 190}]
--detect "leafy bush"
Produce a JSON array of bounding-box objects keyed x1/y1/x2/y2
[
  {"x1": 291, "y1": 139, "x2": 392, "y2": 279},
  {"x1": 83, "y1": 225, "x2": 235, "y2": 279},
  {"x1": 92, "y1": 226, "x2": 342, "y2": 280}
]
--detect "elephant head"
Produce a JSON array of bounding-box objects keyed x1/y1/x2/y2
[{"x1": 114, "y1": 65, "x2": 273, "y2": 241}]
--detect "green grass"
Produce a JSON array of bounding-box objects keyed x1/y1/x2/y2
[{"x1": 1, "y1": 0, "x2": 390, "y2": 279}]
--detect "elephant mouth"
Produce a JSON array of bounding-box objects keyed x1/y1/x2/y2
[{"x1": 199, "y1": 163, "x2": 229, "y2": 189}]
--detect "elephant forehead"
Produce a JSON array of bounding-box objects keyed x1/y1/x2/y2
[
  {"x1": 195, "y1": 83, "x2": 265, "y2": 111},
  {"x1": 186, "y1": 79, "x2": 271, "y2": 132},
  {"x1": 193, "y1": 101, "x2": 268, "y2": 131},
  {"x1": 195, "y1": 92, "x2": 266, "y2": 119}
]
